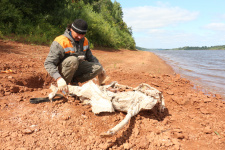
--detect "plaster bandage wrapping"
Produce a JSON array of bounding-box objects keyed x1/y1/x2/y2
[{"x1": 48, "y1": 80, "x2": 165, "y2": 137}]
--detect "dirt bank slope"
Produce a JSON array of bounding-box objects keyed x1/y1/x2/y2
[{"x1": 0, "y1": 39, "x2": 224, "y2": 150}]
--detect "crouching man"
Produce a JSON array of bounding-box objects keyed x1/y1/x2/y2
[{"x1": 44, "y1": 19, "x2": 108, "y2": 93}]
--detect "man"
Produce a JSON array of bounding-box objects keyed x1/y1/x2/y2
[{"x1": 44, "y1": 19, "x2": 108, "y2": 93}]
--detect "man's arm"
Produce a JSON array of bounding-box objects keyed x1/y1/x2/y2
[
  {"x1": 44, "y1": 41, "x2": 64, "y2": 80},
  {"x1": 85, "y1": 48, "x2": 100, "y2": 63}
]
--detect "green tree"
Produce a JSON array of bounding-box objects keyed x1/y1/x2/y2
[{"x1": 0, "y1": 0, "x2": 136, "y2": 49}]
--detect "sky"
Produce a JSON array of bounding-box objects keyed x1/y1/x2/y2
[{"x1": 114, "y1": 0, "x2": 225, "y2": 49}]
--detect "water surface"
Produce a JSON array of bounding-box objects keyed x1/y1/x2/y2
[{"x1": 148, "y1": 50, "x2": 225, "y2": 98}]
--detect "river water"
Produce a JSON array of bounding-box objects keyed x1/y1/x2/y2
[{"x1": 147, "y1": 50, "x2": 225, "y2": 98}]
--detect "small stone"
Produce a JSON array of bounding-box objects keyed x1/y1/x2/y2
[
  {"x1": 2, "y1": 132, "x2": 9, "y2": 137},
  {"x1": 81, "y1": 114, "x2": 88, "y2": 119},
  {"x1": 171, "y1": 138, "x2": 180, "y2": 145},
  {"x1": 151, "y1": 82, "x2": 159, "y2": 87},
  {"x1": 75, "y1": 100, "x2": 80, "y2": 105},
  {"x1": 61, "y1": 115, "x2": 71, "y2": 120},
  {"x1": 204, "y1": 126, "x2": 212, "y2": 134},
  {"x1": 166, "y1": 90, "x2": 174, "y2": 95},
  {"x1": 163, "y1": 74, "x2": 170, "y2": 77},
  {"x1": 123, "y1": 143, "x2": 132, "y2": 149},
  {"x1": 15, "y1": 148, "x2": 27, "y2": 150},
  {"x1": 171, "y1": 129, "x2": 186, "y2": 139},
  {"x1": 8, "y1": 76, "x2": 13, "y2": 79},
  {"x1": 10, "y1": 86, "x2": 20, "y2": 93},
  {"x1": 4, "y1": 92, "x2": 11, "y2": 96},
  {"x1": 11, "y1": 132, "x2": 17, "y2": 137},
  {"x1": 99, "y1": 142, "x2": 112, "y2": 149},
  {"x1": 24, "y1": 87, "x2": 29, "y2": 92},
  {"x1": 15, "y1": 96, "x2": 23, "y2": 102},
  {"x1": 139, "y1": 137, "x2": 149, "y2": 149},
  {"x1": 215, "y1": 94, "x2": 222, "y2": 99},
  {"x1": 22, "y1": 129, "x2": 34, "y2": 134},
  {"x1": 200, "y1": 108, "x2": 211, "y2": 114},
  {"x1": 19, "y1": 89, "x2": 24, "y2": 92},
  {"x1": 155, "y1": 129, "x2": 161, "y2": 135},
  {"x1": 204, "y1": 98, "x2": 212, "y2": 103},
  {"x1": 134, "y1": 128, "x2": 139, "y2": 137},
  {"x1": 6, "y1": 146, "x2": 15, "y2": 150}
]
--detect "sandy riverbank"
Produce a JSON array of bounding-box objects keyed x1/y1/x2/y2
[{"x1": 0, "y1": 39, "x2": 225, "y2": 149}]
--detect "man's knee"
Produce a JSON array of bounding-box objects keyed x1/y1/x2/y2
[
  {"x1": 62, "y1": 56, "x2": 79, "y2": 68},
  {"x1": 93, "y1": 64, "x2": 103, "y2": 75},
  {"x1": 59, "y1": 56, "x2": 79, "y2": 83}
]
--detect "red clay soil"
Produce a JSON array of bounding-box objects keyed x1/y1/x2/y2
[{"x1": 0, "y1": 39, "x2": 225, "y2": 150}]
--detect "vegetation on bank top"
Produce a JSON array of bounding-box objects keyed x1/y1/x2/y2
[{"x1": 0, "y1": 0, "x2": 135, "y2": 49}]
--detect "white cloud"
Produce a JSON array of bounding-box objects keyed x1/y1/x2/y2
[
  {"x1": 135, "y1": 29, "x2": 225, "y2": 48},
  {"x1": 137, "y1": 31, "x2": 195, "y2": 48},
  {"x1": 222, "y1": 14, "x2": 225, "y2": 20},
  {"x1": 148, "y1": 29, "x2": 166, "y2": 34},
  {"x1": 204, "y1": 23, "x2": 225, "y2": 31},
  {"x1": 122, "y1": 3, "x2": 225, "y2": 48},
  {"x1": 123, "y1": 6, "x2": 199, "y2": 32}
]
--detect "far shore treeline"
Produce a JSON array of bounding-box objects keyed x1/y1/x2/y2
[
  {"x1": 172, "y1": 45, "x2": 225, "y2": 50},
  {"x1": 0, "y1": 0, "x2": 135, "y2": 49},
  {"x1": 136, "y1": 45, "x2": 225, "y2": 51}
]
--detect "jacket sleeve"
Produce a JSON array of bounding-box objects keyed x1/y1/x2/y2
[
  {"x1": 85, "y1": 48, "x2": 100, "y2": 63},
  {"x1": 84, "y1": 40, "x2": 100, "y2": 63},
  {"x1": 44, "y1": 41, "x2": 64, "y2": 80}
]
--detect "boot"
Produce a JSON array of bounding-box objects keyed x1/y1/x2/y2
[{"x1": 98, "y1": 70, "x2": 110, "y2": 85}]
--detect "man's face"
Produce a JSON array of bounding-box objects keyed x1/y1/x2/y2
[{"x1": 71, "y1": 29, "x2": 85, "y2": 41}]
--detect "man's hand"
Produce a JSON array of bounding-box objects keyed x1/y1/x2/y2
[
  {"x1": 78, "y1": 55, "x2": 85, "y2": 60},
  {"x1": 57, "y1": 78, "x2": 68, "y2": 93}
]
